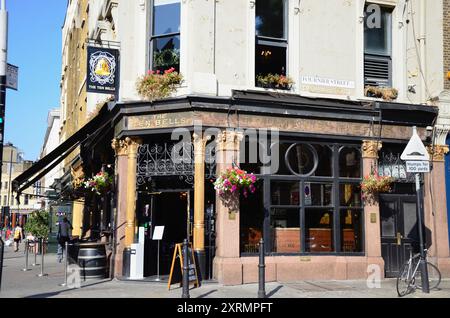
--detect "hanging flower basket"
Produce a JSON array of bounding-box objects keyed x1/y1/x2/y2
[
  {"x1": 136, "y1": 67, "x2": 183, "y2": 102},
  {"x1": 83, "y1": 171, "x2": 114, "y2": 195},
  {"x1": 214, "y1": 167, "x2": 257, "y2": 202},
  {"x1": 361, "y1": 170, "x2": 394, "y2": 205}
]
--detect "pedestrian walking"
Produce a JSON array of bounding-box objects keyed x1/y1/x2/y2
[
  {"x1": 13, "y1": 224, "x2": 23, "y2": 252},
  {"x1": 57, "y1": 217, "x2": 72, "y2": 263}
]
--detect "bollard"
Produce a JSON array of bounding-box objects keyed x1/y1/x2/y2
[
  {"x1": 59, "y1": 241, "x2": 69, "y2": 287},
  {"x1": 32, "y1": 240, "x2": 37, "y2": 266},
  {"x1": 22, "y1": 240, "x2": 31, "y2": 271},
  {"x1": 258, "y1": 238, "x2": 266, "y2": 298},
  {"x1": 182, "y1": 239, "x2": 190, "y2": 299},
  {"x1": 37, "y1": 238, "x2": 48, "y2": 277}
]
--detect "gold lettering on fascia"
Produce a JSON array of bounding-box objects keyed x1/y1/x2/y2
[{"x1": 128, "y1": 113, "x2": 192, "y2": 129}]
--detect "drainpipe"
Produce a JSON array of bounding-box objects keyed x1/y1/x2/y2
[{"x1": 419, "y1": 0, "x2": 427, "y2": 103}]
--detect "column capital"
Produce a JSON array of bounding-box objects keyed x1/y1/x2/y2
[
  {"x1": 362, "y1": 140, "x2": 382, "y2": 159},
  {"x1": 427, "y1": 144, "x2": 449, "y2": 162},
  {"x1": 217, "y1": 130, "x2": 244, "y2": 152},
  {"x1": 71, "y1": 165, "x2": 85, "y2": 189},
  {"x1": 112, "y1": 137, "x2": 143, "y2": 157}
]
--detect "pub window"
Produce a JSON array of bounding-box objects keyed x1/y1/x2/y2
[
  {"x1": 241, "y1": 141, "x2": 363, "y2": 255},
  {"x1": 24, "y1": 195, "x2": 29, "y2": 205},
  {"x1": 240, "y1": 184, "x2": 264, "y2": 254},
  {"x1": 305, "y1": 208, "x2": 334, "y2": 252},
  {"x1": 339, "y1": 147, "x2": 361, "y2": 178},
  {"x1": 364, "y1": 5, "x2": 393, "y2": 87},
  {"x1": 150, "y1": 0, "x2": 181, "y2": 72},
  {"x1": 255, "y1": 0, "x2": 288, "y2": 86},
  {"x1": 270, "y1": 208, "x2": 301, "y2": 253}
]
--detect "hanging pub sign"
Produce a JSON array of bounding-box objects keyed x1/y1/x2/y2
[{"x1": 87, "y1": 46, "x2": 119, "y2": 94}]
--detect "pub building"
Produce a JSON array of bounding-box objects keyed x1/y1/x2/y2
[
  {"x1": 12, "y1": 92, "x2": 450, "y2": 284},
  {"x1": 12, "y1": 0, "x2": 450, "y2": 285}
]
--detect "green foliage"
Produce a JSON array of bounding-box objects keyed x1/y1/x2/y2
[
  {"x1": 24, "y1": 210, "x2": 50, "y2": 239},
  {"x1": 256, "y1": 73, "x2": 294, "y2": 89},
  {"x1": 136, "y1": 68, "x2": 183, "y2": 102}
]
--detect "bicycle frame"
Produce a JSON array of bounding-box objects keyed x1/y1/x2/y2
[{"x1": 405, "y1": 250, "x2": 422, "y2": 287}]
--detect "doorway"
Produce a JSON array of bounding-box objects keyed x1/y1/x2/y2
[
  {"x1": 138, "y1": 191, "x2": 191, "y2": 278},
  {"x1": 379, "y1": 194, "x2": 419, "y2": 278}
]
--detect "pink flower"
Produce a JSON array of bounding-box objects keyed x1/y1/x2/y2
[{"x1": 231, "y1": 185, "x2": 238, "y2": 193}]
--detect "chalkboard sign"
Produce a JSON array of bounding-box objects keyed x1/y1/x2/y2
[{"x1": 167, "y1": 243, "x2": 199, "y2": 290}]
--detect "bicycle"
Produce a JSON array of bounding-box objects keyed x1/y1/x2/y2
[{"x1": 396, "y1": 249, "x2": 441, "y2": 297}]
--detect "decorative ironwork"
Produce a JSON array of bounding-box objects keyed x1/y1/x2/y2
[
  {"x1": 378, "y1": 152, "x2": 417, "y2": 183},
  {"x1": 137, "y1": 142, "x2": 217, "y2": 186},
  {"x1": 205, "y1": 141, "x2": 217, "y2": 180}
]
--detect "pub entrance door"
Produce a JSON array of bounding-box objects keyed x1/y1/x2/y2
[
  {"x1": 138, "y1": 190, "x2": 192, "y2": 279},
  {"x1": 379, "y1": 194, "x2": 420, "y2": 278}
]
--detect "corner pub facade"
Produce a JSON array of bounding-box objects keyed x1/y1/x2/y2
[{"x1": 14, "y1": 0, "x2": 450, "y2": 284}]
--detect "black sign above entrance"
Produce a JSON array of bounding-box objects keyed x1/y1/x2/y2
[{"x1": 87, "y1": 46, "x2": 119, "y2": 94}]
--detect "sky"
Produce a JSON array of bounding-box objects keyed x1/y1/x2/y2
[{"x1": 5, "y1": 0, "x2": 67, "y2": 161}]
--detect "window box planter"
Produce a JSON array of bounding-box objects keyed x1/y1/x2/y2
[
  {"x1": 256, "y1": 74, "x2": 294, "y2": 90},
  {"x1": 136, "y1": 68, "x2": 183, "y2": 102}
]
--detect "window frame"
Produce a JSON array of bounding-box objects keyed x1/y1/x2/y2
[
  {"x1": 363, "y1": 4, "x2": 394, "y2": 87},
  {"x1": 255, "y1": 0, "x2": 289, "y2": 84},
  {"x1": 240, "y1": 140, "x2": 365, "y2": 257},
  {"x1": 148, "y1": 0, "x2": 181, "y2": 72}
]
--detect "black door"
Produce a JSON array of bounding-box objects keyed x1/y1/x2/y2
[{"x1": 380, "y1": 194, "x2": 419, "y2": 278}]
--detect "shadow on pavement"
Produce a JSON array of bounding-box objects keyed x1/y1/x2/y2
[
  {"x1": 197, "y1": 290, "x2": 218, "y2": 298},
  {"x1": 267, "y1": 285, "x2": 283, "y2": 298},
  {"x1": 24, "y1": 278, "x2": 113, "y2": 298}
]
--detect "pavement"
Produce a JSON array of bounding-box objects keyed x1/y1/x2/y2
[{"x1": 1, "y1": 242, "x2": 450, "y2": 298}]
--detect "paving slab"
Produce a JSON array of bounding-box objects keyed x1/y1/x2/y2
[{"x1": 1, "y1": 242, "x2": 450, "y2": 298}]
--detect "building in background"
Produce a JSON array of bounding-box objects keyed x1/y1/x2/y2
[
  {"x1": 1, "y1": 143, "x2": 40, "y2": 229},
  {"x1": 13, "y1": 0, "x2": 450, "y2": 284}
]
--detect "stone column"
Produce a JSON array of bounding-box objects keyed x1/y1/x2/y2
[
  {"x1": 213, "y1": 130, "x2": 244, "y2": 285},
  {"x1": 362, "y1": 140, "x2": 385, "y2": 277},
  {"x1": 193, "y1": 132, "x2": 209, "y2": 279},
  {"x1": 111, "y1": 137, "x2": 141, "y2": 278},
  {"x1": 71, "y1": 165, "x2": 85, "y2": 238},
  {"x1": 425, "y1": 144, "x2": 450, "y2": 275}
]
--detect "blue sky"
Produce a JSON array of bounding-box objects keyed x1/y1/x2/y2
[{"x1": 5, "y1": 0, "x2": 67, "y2": 161}]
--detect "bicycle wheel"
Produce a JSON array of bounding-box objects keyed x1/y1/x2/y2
[
  {"x1": 397, "y1": 263, "x2": 413, "y2": 297},
  {"x1": 416, "y1": 262, "x2": 442, "y2": 290}
]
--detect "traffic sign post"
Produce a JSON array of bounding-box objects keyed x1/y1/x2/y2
[{"x1": 401, "y1": 126, "x2": 430, "y2": 294}]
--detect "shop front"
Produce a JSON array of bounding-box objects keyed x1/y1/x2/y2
[{"x1": 107, "y1": 91, "x2": 449, "y2": 285}]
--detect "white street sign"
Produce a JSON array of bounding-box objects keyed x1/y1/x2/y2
[
  {"x1": 406, "y1": 161, "x2": 430, "y2": 173},
  {"x1": 400, "y1": 126, "x2": 429, "y2": 161},
  {"x1": 6, "y1": 63, "x2": 18, "y2": 90},
  {"x1": 152, "y1": 226, "x2": 165, "y2": 240}
]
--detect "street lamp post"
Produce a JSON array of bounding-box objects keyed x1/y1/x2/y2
[{"x1": 0, "y1": 0, "x2": 7, "y2": 188}]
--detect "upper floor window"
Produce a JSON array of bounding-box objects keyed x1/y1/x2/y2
[
  {"x1": 150, "y1": 0, "x2": 181, "y2": 72},
  {"x1": 364, "y1": 5, "x2": 393, "y2": 87},
  {"x1": 24, "y1": 194, "x2": 29, "y2": 206},
  {"x1": 255, "y1": 0, "x2": 288, "y2": 87}
]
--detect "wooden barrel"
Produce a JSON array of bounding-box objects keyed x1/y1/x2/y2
[{"x1": 77, "y1": 242, "x2": 107, "y2": 279}]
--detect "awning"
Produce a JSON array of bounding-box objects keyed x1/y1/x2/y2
[{"x1": 12, "y1": 105, "x2": 111, "y2": 195}]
